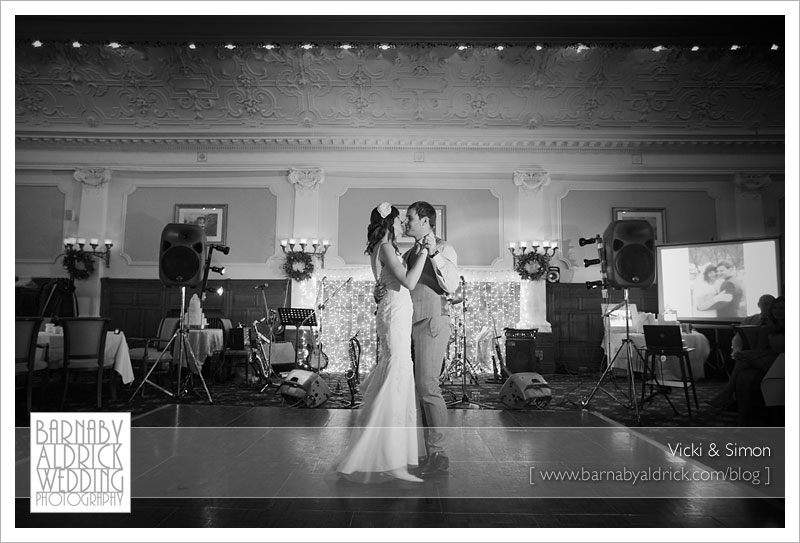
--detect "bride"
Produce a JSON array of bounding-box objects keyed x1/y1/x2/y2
[{"x1": 335, "y1": 202, "x2": 430, "y2": 483}]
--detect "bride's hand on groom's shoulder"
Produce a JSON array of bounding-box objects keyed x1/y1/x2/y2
[{"x1": 373, "y1": 282, "x2": 387, "y2": 304}]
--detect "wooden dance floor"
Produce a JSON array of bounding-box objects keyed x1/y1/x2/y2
[{"x1": 15, "y1": 404, "x2": 784, "y2": 528}]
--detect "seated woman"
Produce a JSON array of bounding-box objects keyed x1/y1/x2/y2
[{"x1": 707, "y1": 296, "x2": 785, "y2": 424}]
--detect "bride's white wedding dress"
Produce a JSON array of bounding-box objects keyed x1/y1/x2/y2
[{"x1": 335, "y1": 248, "x2": 421, "y2": 483}]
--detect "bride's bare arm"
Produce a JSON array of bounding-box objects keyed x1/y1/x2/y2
[{"x1": 380, "y1": 243, "x2": 428, "y2": 290}]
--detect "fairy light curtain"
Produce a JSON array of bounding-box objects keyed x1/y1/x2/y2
[{"x1": 304, "y1": 269, "x2": 520, "y2": 373}]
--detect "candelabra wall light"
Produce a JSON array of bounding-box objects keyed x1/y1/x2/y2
[
  {"x1": 508, "y1": 240, "x2": 558, "y2": 264},
  {"x1": 280, "y1": 238, "x2": 331, "y2": 268},
  {"x1": 63, "y1": 237, "x2": 113, "y2": 267}
]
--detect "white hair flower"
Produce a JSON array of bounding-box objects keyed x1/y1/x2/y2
[{"x1": 377, "y1": 202, "x2": 392, "y2": 219}]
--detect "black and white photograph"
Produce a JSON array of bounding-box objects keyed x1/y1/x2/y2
[{"x1": 5, "y1": 4, "x2": 797, "y2": 542}]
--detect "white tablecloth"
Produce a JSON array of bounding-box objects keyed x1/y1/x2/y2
[
  {"x1": 174, "y1": 328, "x2": 224, "y2": 372},
  {"x1": 37, "y1": 331, "x2": 134, "y2": 384},
  {"x1": 602, "y1": 330, "x2": 709, "y2": 380}
]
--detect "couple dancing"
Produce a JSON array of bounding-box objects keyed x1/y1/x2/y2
[{"x1": 335, "y1": 201, "x2": 459, "y2": 483}]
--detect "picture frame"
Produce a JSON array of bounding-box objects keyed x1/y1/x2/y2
[
  {"x1": 613, "y1": 207, "x2": 667, "y2": 245},
  {"x1": 174, "y1": 204, "x2": 227, "y2": 244},
  {"x1": 393, "y1": 205, "x2": 447, "y2": 246}
]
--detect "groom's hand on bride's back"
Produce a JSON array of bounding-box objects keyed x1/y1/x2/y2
[{"x1": 373, "y1": 282, "x2": 387, "y2": 304}]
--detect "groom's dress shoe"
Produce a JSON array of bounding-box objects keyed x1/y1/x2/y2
[{"x1": 419, "y1": 452, "x2": 449, "y2": 478}]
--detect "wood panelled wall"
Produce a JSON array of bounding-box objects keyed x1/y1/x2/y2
[
  {"x1": 94, "y1": 278, "x2": 658, "y2": 371},
  {"x1": 99, "y1": 279, "x2": 292, "y2": 338},
  {"x1": 545, "y1": 283, "x2": 658, "y2": 372}
]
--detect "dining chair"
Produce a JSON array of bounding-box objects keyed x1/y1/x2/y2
[
  {"x1": 127, "y1": 317, "x2": 180, "y2": 391},
  {"x1": 58, "y1": 317, "x2": 113, "y2": 409},
  {"x1": 16, "y1": 316, "x2": 45, "y2": 415}
]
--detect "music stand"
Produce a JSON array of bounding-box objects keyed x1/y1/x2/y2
[{"x1": 277, "y1": 308, "x2": 317, "y2": 367}]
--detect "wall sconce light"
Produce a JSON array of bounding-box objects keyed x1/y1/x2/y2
[
  {"x1": 507, "y1": 239, "x2": 558, "y2": 267},
  {"x1": 63, "y1": 237, "x2": 113, "y2": 267},
  {"x1": 280, "y1": 238, "x2": 330, "y2": 268}
]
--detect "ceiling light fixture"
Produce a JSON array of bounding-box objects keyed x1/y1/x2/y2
[
  {"x1": 71, "y1": 41, "x2": 82, "y2": 48},
  {"x1": 771, "y1": 44, "x2": 780, "y2": 50},
  {"x1": 107, "y1": 42, "x2": 122, "y2": 49},
  {"x1": 495, "y1": 45, "x2": 505, "y2": 51},
  {"x1": 32, "y1": 40, "x2": 43, "y2": 48},
  {"x1": 730, "y1": 44, "x2": 741, "y2": 50},
  {"x1": 188, "y1": 43, "x2": 196, "y2": 50},
  {"x1": 224, "y1": 43, "x2": 236, "y2": 50},
  {"x1": 535, "y1": 44, "x2": 543, "y2": 51},
  {"x1": 691, "y1": 45, "x2": 700, "y2": 52}
]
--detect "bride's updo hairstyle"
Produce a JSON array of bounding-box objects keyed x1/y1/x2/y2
[{"x1": 365, "y1": 202, "x2": 401, "y2": 255}]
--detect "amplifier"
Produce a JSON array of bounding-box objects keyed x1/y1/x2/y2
[
  {"x1": 504, "y1": 328, "x2": 538, "y2": 340},
  {"x1": 230, "y1": 327, "x2": 249, "y2": 350}
]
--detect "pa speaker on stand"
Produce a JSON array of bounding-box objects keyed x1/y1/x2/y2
[
  {"x1": 159, "y1": 223, "x2": 206, "y2": 287},
  {"x1": 602, "y1": 219, "x2": 655, "y2": 289}
]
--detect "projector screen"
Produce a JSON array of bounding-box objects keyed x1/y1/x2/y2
[{"x1": 656, "y1": 238, "x2": 782, "y2": 323}]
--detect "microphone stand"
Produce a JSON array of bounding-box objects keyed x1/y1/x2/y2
[{"x1": 446, "y1": 276, "x2": 495, "y2": 409}]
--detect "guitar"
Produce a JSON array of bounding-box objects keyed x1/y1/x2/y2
[{"x1": 305, "y1": 331, "x2": 329, "y2": 371}]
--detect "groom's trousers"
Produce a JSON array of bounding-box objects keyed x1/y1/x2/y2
[{"x1": 412, "y1": 314, "x2": 450, "y2": 455}]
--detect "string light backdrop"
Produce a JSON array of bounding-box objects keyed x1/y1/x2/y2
[{"x1": 309, "y1": 269, "x2": 521, "y2": 374}]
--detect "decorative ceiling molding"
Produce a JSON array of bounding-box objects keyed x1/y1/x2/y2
[
  {"x1": 15, "y1": 43, "x2": 784, "y2": 136},
  {"x1": 14, "y1": 133, "x2": 784, "y2": 153}
]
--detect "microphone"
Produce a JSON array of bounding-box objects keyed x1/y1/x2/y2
[
  {"x1": 346, "y1": 277, "x2": 353, "y2": 284},
  {"x1": 460, "y1": 275, "x2": 465, "y2": 283},
  {"x1": 253, "y1": 283, "x2": 269, "y2": 290},
  {"x1": 321, "y1": 276, "x2": 327, "y2": 282}
]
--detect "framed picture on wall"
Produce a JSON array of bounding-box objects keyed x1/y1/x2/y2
[
  {"x1": 613, "y1": 207, "x2": 667, "y2": 244},
  {"x1": 174, "y1": 204, "x2": 227, "y2": 244},
  {"x1": 393, "y1": 205, "x2": 447, "y2": 246}
]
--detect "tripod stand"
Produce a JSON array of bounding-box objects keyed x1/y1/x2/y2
[
  {"x1": 445, "y1": 276, "x2": 494, "y2": 409},
  {"x1": 580, "y1": 288, "x2": 640, "y2": 422},
  {"x1": 129, "y1": 286, "x2": 213, "y2": 404}
]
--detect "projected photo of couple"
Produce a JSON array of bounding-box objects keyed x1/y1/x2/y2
[{"x1": 689, "y1": 245, "x2": 745, "y2": 319}]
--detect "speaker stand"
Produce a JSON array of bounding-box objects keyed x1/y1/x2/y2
[
  {"x1": 580, "y1": 288, "x2": 641, "y2": 423},
  {"x1": 129, "y1": 287, "x2": 213, "y2": 404}
]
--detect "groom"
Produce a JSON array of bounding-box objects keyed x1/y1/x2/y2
[{"x1": 402, "y1": 201, "x2": 460, "y2": 478}]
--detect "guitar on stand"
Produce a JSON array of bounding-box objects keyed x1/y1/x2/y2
[{"x1": 303, "y1": 276, "x2": 353, "y2": 373}]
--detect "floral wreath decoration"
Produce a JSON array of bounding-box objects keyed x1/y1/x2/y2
[
  {"x1": 63, "y1": 249, "x2": 96, "y2": 280},
  {"x1": 515, "y1": 251, "x2": 550, "y2": 281},
  {"x1": 283, "y1": 250, "x2": 315, "y2": 281}
]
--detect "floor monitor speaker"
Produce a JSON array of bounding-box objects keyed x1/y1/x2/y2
[
  {"x1": 498, "y1": 372, "x2": 552, "y2": 409},
  {"x1": 278, "y1": 369, "x2": 330, "y2": 407}
]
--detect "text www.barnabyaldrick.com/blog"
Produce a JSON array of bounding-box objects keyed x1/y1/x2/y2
[{"x1": 529, "y1": 441, "x2": 775, "y2": 488}]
